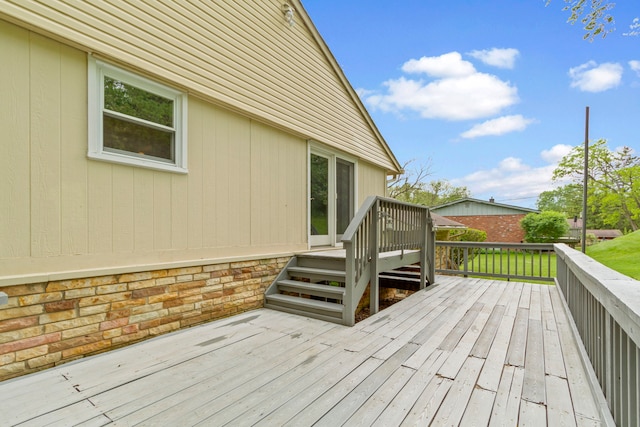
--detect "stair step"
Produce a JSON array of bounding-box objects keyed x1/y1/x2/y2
[
  {"x1": 287, "y1": 266, "x2": 346, "y2": 281},
  {"x1": 380, "y1": 270, "x2": 421, "y2": 279},
  {"x1": 379, "y1": 274, "x2": 422, "y2": 292},
  {"x1": 296, "y1": 255, "x2": 346, "y2": 271},
  {"x1": 277, "y1": 279, "x2": 345, "y2": 299},
  {"x1": 265, "y1": 294, "x2": 344, "y2": 314}
]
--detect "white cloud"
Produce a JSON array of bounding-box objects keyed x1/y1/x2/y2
[
  {"x1": 623, "y1": 17, "x2": 640, "y2": 36},
  {"x1": 568, "y1": 61, "x2": 623, "y2": 92},
  {"x1": 467, "y1": 48, "x2": 520, "y2": 69},
  {"x1": 355, "y1": 88, "x2": 375, "y2": 98},
  {"x1": 541, "y1": 144, "x2": 573, "y2": 163},
  {"x1": 460, "y1": 115, "x2": 535, "y2": 139},
  {"x1": 630, "y1": 60, "x2": 640, "y2": 76},
  {"x1": 499, "y1": 157, "x2": 528, "y2": 172},
  {"x1": 365, "y1": 52, "x2": 519, "y2": 121},
  {"x1": 402, "y1": 52, "x2": 476, "y2": 78},
  {"x1": 450, "y1": 145, "x2": 575, "y2": 203}
]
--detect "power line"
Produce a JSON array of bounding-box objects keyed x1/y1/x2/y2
[{"x1": 497, "y1": 196, "x2": 539, "y2": 202}]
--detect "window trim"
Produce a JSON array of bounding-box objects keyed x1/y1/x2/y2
[{"x1": 88, "y1": 57, "x2": 188, "y2": 173}]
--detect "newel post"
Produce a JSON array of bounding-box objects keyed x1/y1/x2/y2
[
  {"x1": 369, "y1": 199, "x2": 380, "y2": 315},
  {"x1": 423, "y1": 210, "x2": 435, "y2": 288},
  {"x1": 463, "y1": 247, "x2": 469, "y2": 278},
  {"x1": 343, "y1": 240, "x2": 355, "y2": 326}
]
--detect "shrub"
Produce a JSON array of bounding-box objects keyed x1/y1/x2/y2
[
  {"x1": 446, "y1": 228, "x2": 487, "y2": 267},
  {"x1": 449, "y1": 228, "x2": 487, "y2": 243},
  {"x1": 520, "y1": 211, "x2": 569, "y2": 243}
]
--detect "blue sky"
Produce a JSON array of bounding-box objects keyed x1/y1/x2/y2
[{"x1": 301, "y1": 0, "x2": 639, "y2": 208}]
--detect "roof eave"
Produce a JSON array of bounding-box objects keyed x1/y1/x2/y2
[{"x1": 293, "y1": 0, "x2": 402, "y2": 175}]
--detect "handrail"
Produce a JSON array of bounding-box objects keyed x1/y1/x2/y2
[
  {"x1": 435, "y1": 241, "x2": 555, "y2": 282},
  {"x1": 555, "y1": 244, "x2": 638, "y2": 426},
  {"x1": 341, "y1": 196, "x2": 433, "y2": 325}
]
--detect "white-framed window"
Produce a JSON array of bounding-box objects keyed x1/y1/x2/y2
[{"x1": 88, "y1": 57, "x2": 188, "y2": 173}]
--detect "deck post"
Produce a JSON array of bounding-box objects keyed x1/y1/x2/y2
[
  {"x1": 343, "y1": 241, "x2": 355, "y2": 326},
  {"x1": 427, "y1": 212, "x2": 435, "y2": 286},
  {"x1": 369, "y1": 199, "x2": 380, "y2": 315},
  {"x1": 420, "y1": 210, "x2": 433, "y2": 289},
  {"x1": 463, "y1": 247, "x2": 469, "y2": 278},
  {"x1": 420, "y1": 210, "x2": 427, "y2": 289}
]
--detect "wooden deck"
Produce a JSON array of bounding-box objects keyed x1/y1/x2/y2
[{"x1": 0, "y1": 276, "x2": 606, "y2": 426}]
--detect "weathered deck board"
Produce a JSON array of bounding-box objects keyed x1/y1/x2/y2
[
  {"x1": 372, "y1": 349, "x2": 448, "y2": 426},
  {"x1": 522, "y1": 319, "x2": 546, "y2": 404},
  {"x1": 506, "y1": 306, "x2": 530, "y2": 367},
  {"x1": 0, "y1": 276, "x2": 609, "y2": 426},
  {"x1": 490, "y1": 365, "x2": 525, "y2": 426},
  {"x1": 547, "y1": 374, "x2": 578, "y2": 427},
  {"x1": 460, "y1": 387, "x2": 497, "y2": 426},
  {"x1": 431, "y1": 356, "x2": 485, "y2": 425},
  {"x1": 550, "y1": 285, "x2": 604, "y2": 423},
  {"x1": 476, "y1": 281, "x2": 523, "y2": 392}
]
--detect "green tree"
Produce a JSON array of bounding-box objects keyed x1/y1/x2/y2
[
  {"x1": 440, "y1": 228, "x2": 487, "y2": 270},
  {"x1": 387, "y1": 159, "x2": 433, "y2": 201},
  {"x1": 546, "y1": 0, "x2": 615, "y2": 40},
  {"x1": 425, "y1": 180, "x2": 471, "y2": 206},
  {"x1": 536, "y1": 184, "x2": 583, "y2": 218},
  {"x1": 448, "y1": 228, "x2": 487, "y2": 243},
  {"x1": 388, "y1": 160, "x2": 470, "y2": 206},
  {"x1": 553, "y1": 139, "x2": 640, "y2": 231},
  {"x1": 521, "y1": 211, "x2": 570, "y2": 243}
]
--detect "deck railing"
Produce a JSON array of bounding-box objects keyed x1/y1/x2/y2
[
  {"x1": 341, "y1": 196, "x2": 434, "y2": 326},
  {"x1": 555, "y1": 244, "x2": 639, "y2": 426},
  {"x1": 435, "y1": 241, "x2": 555, "y2": 282}
]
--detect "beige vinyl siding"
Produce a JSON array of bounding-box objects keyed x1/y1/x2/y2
[
  {"x1": 358, "y1": 161, "x2": 388, "y2": 204},
  {"x1": 1, "y1": 22, "x2": 30, "y2": 259},
  {"x1": 0, "y1": 0, "x2": 400, "y2": 173},
  {"x1": 0, "y1": 22, "x2": 308, "y2": 279}
]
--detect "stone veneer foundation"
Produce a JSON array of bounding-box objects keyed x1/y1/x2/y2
[{"x1": 0, "y1": 257, "x2": 289, "y2": 381}]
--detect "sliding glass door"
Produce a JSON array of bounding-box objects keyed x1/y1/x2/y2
[
  {"x1": 309, "y1": 150, "x2": 355, "y2": 247},
  {"x1": 310, "y1": 153, "x2": 331, "y2": 246}
]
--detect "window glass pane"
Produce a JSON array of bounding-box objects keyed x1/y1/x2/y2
[
  {"x1": 104, "y1": 77, "x2": 173, "y2": 127},
  {"x1": 336, "y1": 159, "x2": 354, "y2": 235},
  {"x1": 310, "y1": 154, "x2": 329, "y2": 235},
  {"x1": 103, "y1": 115, "x2": 174, "y2": 161}
]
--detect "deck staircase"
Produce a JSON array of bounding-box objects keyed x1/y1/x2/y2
[
  {"x1": 265, "y1": 253, "x2": 427, "y2": 324},
  {"x1": 264, "y1": 252, "x2": 348, "y2": 324},
  {"x1": 265, "y1": 196, "x2": 436, "y2": 326}
]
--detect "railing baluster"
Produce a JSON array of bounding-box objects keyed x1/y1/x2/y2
[
  {"x1": 341, "y1": 196, "x2": 433, "y2": 326},
  {"x1": 555, "y1": 244, "x2": 638, "y2": 426},
  {"x1": 433, "y1": 241, "x2": 555, "y2": 282}
]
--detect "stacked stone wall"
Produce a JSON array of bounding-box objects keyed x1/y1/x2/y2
[{"x1": 0, "y1": 257, "x2": 288, "y2": 381}]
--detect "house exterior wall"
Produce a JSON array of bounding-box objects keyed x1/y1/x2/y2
[
  {"x1": 358, "y1": 161, "x2": 387, "y2": 202},
  {"x1": 0, "y1": 22, "x2": 309, "y2": 280},
  {"x1": 0, "y1": 256, "x2": 288, "y2": 381},
  {"x1": 0, "y1": 13, "x2": 395, "y2": 379},
  {"x1": 0, "y1": 1, "x2": 399, "y2": 172},
  {"x1": 446, "y1": 215, "x2": 528, "y2": 243}
]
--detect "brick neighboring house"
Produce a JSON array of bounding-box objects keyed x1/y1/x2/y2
[{"x1": 431, "y1": 198, "x2": 539, "y2": 243}]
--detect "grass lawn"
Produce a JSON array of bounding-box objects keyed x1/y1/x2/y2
[
  {"x1": 586, "y1": 230, "x2": 640, "y2": 280},
  {"x1": 465, "y1": 250, "x2": 556, "y2": 284}
]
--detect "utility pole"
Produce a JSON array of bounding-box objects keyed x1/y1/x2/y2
[{"x1": 582, "y1": 106, "x2": 589, "y2": 253}]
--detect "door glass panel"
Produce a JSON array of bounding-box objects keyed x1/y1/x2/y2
[
  {"x1": 310, "y1": 154, "x2": 329, "y2": 236},
  {"x1": 336, "y1": 158, "x2": 354, "y2": 236}
]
